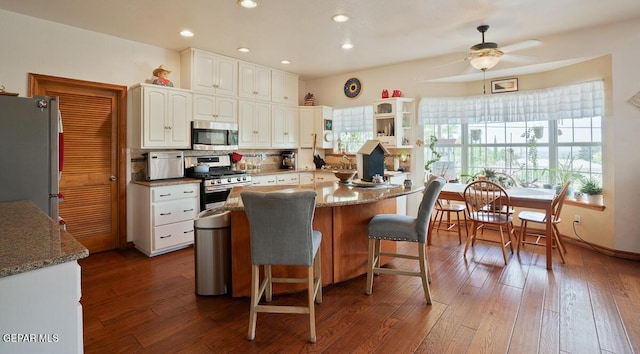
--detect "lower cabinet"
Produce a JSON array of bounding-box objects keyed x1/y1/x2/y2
[
  {"x1": 131, "y1": 182, "x2": 199, "y2": 257},
  {"x1": 389, "y1": 174, "x2": 408, "y2": 215}
]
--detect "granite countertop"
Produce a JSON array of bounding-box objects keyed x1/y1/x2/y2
[
  {"x1": 224, "y1": 180, "x2": 423, "y2": 211},
  {"x1": 0, "y1": 200, "x2": 89, "y2": 278}
]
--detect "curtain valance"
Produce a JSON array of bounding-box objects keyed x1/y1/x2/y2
[{"x1": 418, "y1": 80, "x2": 604, "y2": 125}]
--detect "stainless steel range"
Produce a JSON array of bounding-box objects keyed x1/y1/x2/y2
[{"x1": 185, "y1": 155, "x2": 252, "y2": 211}]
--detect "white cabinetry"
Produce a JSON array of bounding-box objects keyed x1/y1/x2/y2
[
  {"x1": 131, "y1": 183, "x2": 199, "y2": 257},
  {"x1": 193, "y1": 94, "x2": 237, "y2": 123},
  {"x1": 314, "y1": 172, "x2": 339, "y2": 183},
  {"x1": 251, "y1": 175, "x2": 277, "y2": 186},
  {"x1": 272, "y1": 105, "x2": 299, "y2": 148},
  {"x1": 131, "y1": 84, "x2": 192, "y2": 149},
  {"x1": 271, "y1": 70, "x2": 299, "y2": 106},
  {"x1": 238, "y1": 100, "x2": 271, "y2": 148},
  {"x1": 180, "y1": 48, "x2": 238, "y2": 97},
  {"x1": 0, "y1": 261, "x2": 83, "y2": 354},
  {"x1": 388, "y1": 173, "x2": 408, "y2": 216},
  {"x1": 276, "y1": 173, "x2": 300, "y2": 185},
  {"x1": 373, "y1": 98, "x2": 414, "y2": 148},
  {"x1": 299, "y1": 106, "x2": 333, "y2": 148},
  {"x1": 238, "y1": 62, "x2": 271, "y2": 101},
  {"x1": 300, "y1": 172, "x2": 314, "y2": 185}
]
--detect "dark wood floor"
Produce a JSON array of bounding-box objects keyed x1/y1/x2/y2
[{"x1": 79, "y1": 229, "x2": 640, "y2": 353}]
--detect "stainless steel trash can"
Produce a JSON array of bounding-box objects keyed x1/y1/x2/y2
[{"x1": 194, "y1": 208, "x2": 231, "y2": 295}]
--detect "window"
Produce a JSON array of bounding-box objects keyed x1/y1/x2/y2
[
  {"x1": 333, "y1": 105, "x2": 373, "y2": 153},
  {"x1": 419, "y1": 81, "x2": 604, "y2": 186}
]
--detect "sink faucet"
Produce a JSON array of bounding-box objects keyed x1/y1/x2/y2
[{"x1": 340, "y1": 155, "x2": 354, "y2": 169}]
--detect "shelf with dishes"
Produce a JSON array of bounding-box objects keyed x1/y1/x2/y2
[{"x1": 373, "y1": 97, "x2": 414, "y2": 148}]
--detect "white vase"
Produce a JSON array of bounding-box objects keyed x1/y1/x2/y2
[{"x1": 586, "y1": 194, "x2": 603, "y2": 204}]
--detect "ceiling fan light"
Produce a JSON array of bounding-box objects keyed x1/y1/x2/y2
[{"x1": 470, "y1": 55, "x2": 501, "y2": 71}]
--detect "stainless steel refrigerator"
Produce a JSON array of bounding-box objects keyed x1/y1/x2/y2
[{"x1": 0, "y1": 95, "x2": 61, "y2": 220}]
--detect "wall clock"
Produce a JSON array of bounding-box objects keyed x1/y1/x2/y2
[{"x1": 344, "y1": 77, "x2": 362, "y2": 98}]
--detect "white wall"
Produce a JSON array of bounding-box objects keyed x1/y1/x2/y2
[
  {"x1": 304, "y1": 18, "x2": 640, "y2": 254},
  {"x1": 0, "y1": 9, "x2": 180, "y2": 95}
]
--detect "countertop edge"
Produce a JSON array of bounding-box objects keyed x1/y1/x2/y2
[{"x1": 0, "y1": 248, "x2": 89, "y2": 278}]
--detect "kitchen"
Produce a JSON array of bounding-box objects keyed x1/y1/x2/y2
[{"x1": 1, "y1": 1, "x2": 640, "y2": 352}]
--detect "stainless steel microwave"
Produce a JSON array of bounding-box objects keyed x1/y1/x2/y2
[{"x1": 191, "y1": 121, "x2": 239, "y2": 151}]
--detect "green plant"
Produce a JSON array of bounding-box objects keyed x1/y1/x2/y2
[
  {"x1": 553, "y1": 156, "x2": 583, "y2": 185},
  {"x1": 481, "y1": 168, "x2": 496, "y2": 179},
  {"x1": 424, "y1": 135, "x2": 442, "y2": 172},
  {"x1": 580, "y1": 178, "x2": 603, "y2": 195}
]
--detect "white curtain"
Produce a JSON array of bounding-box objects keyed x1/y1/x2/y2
[
  {"x1": 418, "y1": 80, "x2": 605, "y2": 125},
  {"x1": 333, "y1": 105, "x2": 374, "y2": 133}
]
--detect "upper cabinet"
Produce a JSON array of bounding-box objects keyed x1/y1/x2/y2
[
  {"x1": 238, "y1": 100, "x2": 271, "y2": 148},
  {"x1": 238, "y1": 62, "x2": 271, "y2": 101},
  {"x1": 373, "y1": 98, "x2": 414, "y2": 148},
  {"x1": 271, "y1": 105, "x2": 299, "y2": 148},
  {"x1": 131, "y1": 84, "x2": 192, "y2": 149},
  {"x1": 180, "y1": 48, "x2": 238, "y2": 97},
  {"x1": 193, "y1": 94, "x2": 237, "y2": 123},
  {"x1": 271, "y1": 70, "x2": 299, "y2": 106},
  {"x1": 299, "y1": 106, "x2": 333, "y2": 149}
]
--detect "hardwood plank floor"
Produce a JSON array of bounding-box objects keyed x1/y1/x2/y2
[{"x1": 79, "y1": 229, "x2": 640, "y2": 353}]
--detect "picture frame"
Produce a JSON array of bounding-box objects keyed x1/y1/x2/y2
[{"x1": 491, "y1": 78, "x2": 518, "y2": 94}]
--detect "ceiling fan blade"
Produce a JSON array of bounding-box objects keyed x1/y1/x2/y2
[
  {"x1": 502, "y1": 53, "x2": 537, "y2": 64},
  {"x1": 500, "y1": 39, "x2": 542, "y2": 53}
]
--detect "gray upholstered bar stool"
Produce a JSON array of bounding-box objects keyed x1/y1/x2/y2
[
  {"x1": 365, "y1": 176, "x2": 445, "y2": 304},
  {"x1": 241, "y1": 190, "x2": 322, "y2": 343}
]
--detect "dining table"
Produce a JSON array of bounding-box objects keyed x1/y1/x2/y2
[{"x1": 434, "y1": 183, "x2": 556, "y2": 270}]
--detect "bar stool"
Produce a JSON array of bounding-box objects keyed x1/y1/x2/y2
[{"x1": 241, "y1": 190, "x2": 322, "y2": 343}]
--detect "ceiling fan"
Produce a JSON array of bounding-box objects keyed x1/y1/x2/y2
[{"x1": 467, "y1": 25, "x2": 541, "y2": 71}]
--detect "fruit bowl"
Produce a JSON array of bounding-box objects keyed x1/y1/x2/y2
[{"x1": 333, "y1": 170, "x2": 357, "y2": 183}]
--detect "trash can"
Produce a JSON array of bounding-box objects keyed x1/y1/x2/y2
[{"x1": 194, "y1": 208, "x2": 231, "y2": 295}]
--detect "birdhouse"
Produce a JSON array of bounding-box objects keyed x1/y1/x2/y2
[{"x1": 357, "y1": 140, "x2": 390, "y2": 182}]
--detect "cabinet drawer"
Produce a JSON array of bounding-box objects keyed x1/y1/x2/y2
[
  {"x1": 153, "y1": 199, "x2": 198, "y2": 226},
  {"x1": 152, "y1": 184, "x2": 199, "y2": 202},
  {"x1": 153, "y1": 220, "x2": 195, "y2": 250},
  {"x1": 276, "y1": 173, "x2": 299, "y2": 185}
]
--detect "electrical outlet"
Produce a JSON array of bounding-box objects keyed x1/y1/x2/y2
[{"x1": 574, "y1": 215, "x2": 581, "y2": 224}]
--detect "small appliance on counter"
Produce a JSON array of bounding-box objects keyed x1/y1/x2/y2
[
  {"x1": 281, "y1": 150, "x2": 295, "y2": 169},
  {"x1": 144, "y1": 151, "x2": 184, "y2": 181}
]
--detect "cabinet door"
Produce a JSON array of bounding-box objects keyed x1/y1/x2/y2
[
  {"x1": 272, "y1": 70, "x2": 299, "y2": 106},
  {"x1": 272, "y1": 105, "x2": 298, "y2": 148},
  {"x1": 215, "y1": 56, "x2": 238, "y2": 97},
  {"x1": 192, "y1": 51, "x2": 216, "y2": 93},
  {"x1": 238, "y1": 63, "x2": 271, "y2": 101},
  {"x1": 298, "y1": 107, "x2": 316, "y2": 148},
  {"x1": 193, "y1": 94, "x2": 216, "y2": 121},
  {"x1": 166, "y1": 90, "x2": 192, "y2": 148},
  {"x1": 143, "y1": 87, "x2": 169, "y2": 148},
  {"x1": 238, "y1": 100, "x2": 271, "y2": 148},
  {"x1": 276, "y1": 173, "x2": 299, "y2": 185},
  {"x1": 254, "y1": 102, "x2": 272, "y2": 147},
  {"x1": 215, "y1": 96, "x2": 238, "y2": 123}
]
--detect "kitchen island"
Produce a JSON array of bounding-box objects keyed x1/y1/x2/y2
[
  {"x1": 0, "y1": 200, "x2": 88, "y2": 354},
  {"x1": 224, "y1": 180, "x2": 423, "y2": 297}
]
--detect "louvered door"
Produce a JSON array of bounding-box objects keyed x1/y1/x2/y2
[{"x1": 29, "y1": 74, "x2": 127, "y2": 253}]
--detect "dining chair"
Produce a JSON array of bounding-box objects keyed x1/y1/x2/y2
[
  {"x1": 432, "y1": 199, "x2": 468, "y2": 244},
  {"x1": 366, "y1": 176, "x2": 445, "y2": 304},
  {"x1": 463, "y1": 180, "x2": 516, "y2": 265},
  {"x1": 241, "y1": 190, "x2": 322, "y2": 343},
  {"x1": 517, "y1": 181, "x2": 570, "y2": 263}
]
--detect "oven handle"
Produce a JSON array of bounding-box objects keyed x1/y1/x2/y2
[{"x1": 204, "y1": 183, "x2": 251, "y2": 193}]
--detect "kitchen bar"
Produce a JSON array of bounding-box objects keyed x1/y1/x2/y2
[{"x1": 224, "y1": 180, "x2": 423, "y2": 297}]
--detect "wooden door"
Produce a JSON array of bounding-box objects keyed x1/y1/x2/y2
[{"x1": 29, "y1": 74, "x2": 127, "y2": 253}]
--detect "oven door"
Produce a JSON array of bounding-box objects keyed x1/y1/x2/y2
[{"x1": 201, "y1": 184, "x2": 231, "y2": 211}]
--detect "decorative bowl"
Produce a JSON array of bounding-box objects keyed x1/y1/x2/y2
[{"x1": 333, "y1": 170, "x2": 357, "y2": 183}]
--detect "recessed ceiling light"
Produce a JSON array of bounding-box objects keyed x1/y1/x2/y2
[
  {"x1": 180, "y1": 30, "x2": 194, "y2": 37},
  {"x1": 280, "y1": 60, "x2": 290, "y2": 65},
  {"x1": 341, "y1": 43, "x2": 353, "y2": 50},
  {"x1": 237, "y1": 47, "x2": 250, "y2": 53},
  {"x1": 238, "y1": 0, "x2": 259, "y2": 9},
  {"x1": 332, "y1": 14, "x2": 349, "y2": 23}
]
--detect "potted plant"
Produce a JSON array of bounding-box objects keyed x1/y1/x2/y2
[
  {"x1": 579, "y1": 178, "x2": 603, "y2": 204},
  {"x1": 424, "y1": 135, "x2": 442, "y2": 173},
  {"x1": 552, "y1": 156, "x2": 582, "y2": 196}
]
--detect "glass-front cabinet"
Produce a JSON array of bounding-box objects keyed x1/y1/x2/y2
[{"x1": 373, "y1": 97, "x2": 414, "y2": 148}]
